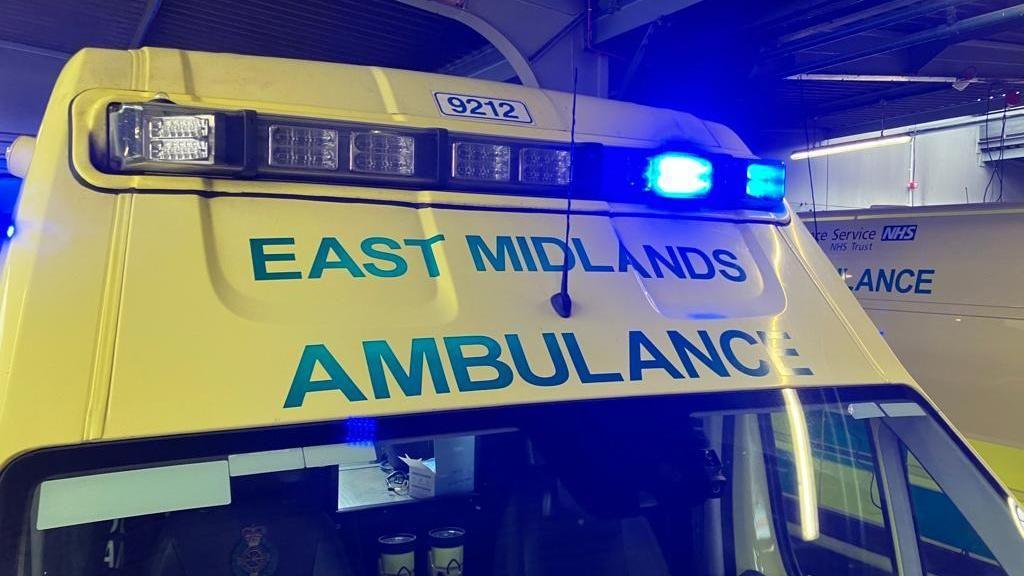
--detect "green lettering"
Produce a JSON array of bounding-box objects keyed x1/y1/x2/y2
[
  {"x1": 250, "y1": 237, "x2": 302, "y2": 281},
  {"x1": 283, "y1": 344, "x2": 367, "y2": 407},
  {"x1": 363, "y1": 338, "x2": 449, "y2": 398},
  {"x1": 309, "y1": 237, "x2": 366, "y2": 279},
  {"x1": 466, "y1": 235, "x2": 523, "y2": 272},
  {"x1": 362, "y1": 237, "x2": 408, "y2": 278},
  {"x1": 403, "y1": 234, "x2": 445, "y2": 278},
  {"x1": 444, "y1": 335, "x2": 513, "y2": 392}
]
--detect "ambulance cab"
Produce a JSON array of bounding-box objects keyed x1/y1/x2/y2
[{"x1": 1, "y1": 48, "x2": 1022, "y2": 575}]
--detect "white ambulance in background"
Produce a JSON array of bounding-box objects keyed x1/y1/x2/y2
[{"x1": 806, "y1": 203, "x2": 1024, "y2": 497}]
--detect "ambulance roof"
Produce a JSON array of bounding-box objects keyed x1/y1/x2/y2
[{"x1": 7, "y1": 48, "x2": 920, "y2": 442}]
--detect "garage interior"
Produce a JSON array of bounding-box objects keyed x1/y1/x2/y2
[
  {"x1": 3, "y1": 0, "x2": 1023, "y2": 212},
  {"x1": 1, "y1": 2, "x2": 1023, "y2": 574}
]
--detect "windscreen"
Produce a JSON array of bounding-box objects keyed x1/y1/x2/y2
[{"x1": 8, "y1": 386, "x2": 1024, "y2": 576}]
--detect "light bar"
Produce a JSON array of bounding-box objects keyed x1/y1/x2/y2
[
  {"x1": 645, "y1": 152, "x2": 713, "y2": 198},
  {"x1": 790, "y1": 135, "x2": 911, "y2": 160},
  {"x1": 519, "y1": 148, "x2": 571, "y2": 186},
  {"x1": 109, "y1": 105, "x2": 217, "y2": 167},
  {"x1": 149, "y1": 138, "x2": 209, "y2": 162},
  {"x1": 350, "y1": 131, "x2": 415, "y2": 176},
  {"x1": 746, "y1": 162, "x2": 786, "y2": 201},
  {"x1": 268, "y1": 125, "x2": 339, "y2": 170},
  {"x1": 148, "y1": 115, "x2": 211, "y2": 140},
  {"x1": 104, "y1": 101, "x2": 791, "y2": 212},
  {"x1": 452, "y1": 141, "x2": 510, "y2": 182}
]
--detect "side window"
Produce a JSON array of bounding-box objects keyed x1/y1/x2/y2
[
  {"x1": 903, "y1": 452, "x2": 1009, "y2": 576},
  {"x1": 766, "y1": 409, "x2": 896, "y2": 575}
]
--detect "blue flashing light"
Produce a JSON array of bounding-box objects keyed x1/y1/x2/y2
[
  {"x1": 746, "y1": 162, "x2": 786, "y2": 201},
  {"x1": 4, "y1": 225, "x2": 13, "y2": 240},
  {"x1": 645, "y1": 153, "x2": 713, "y2": 198}
]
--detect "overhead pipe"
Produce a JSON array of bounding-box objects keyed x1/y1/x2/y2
[
  {"x1": 742, "y1": 0, "x2": 865, "y2": 32},
  {"x1": 774, "y1": 3, "x2": 1024, "y2": 78},
  {"x1": 779, "y1": 0, "x2": 922, "y2": 43}
]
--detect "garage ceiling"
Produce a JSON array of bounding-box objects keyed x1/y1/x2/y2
[
  {"x1": 604, "y1": 0, "x2": 1024, "y2": 149},
  {"x1": 0, "y1": 0, "x2": 489, "y2": 71},
  {"x1": 1, "y1": 0, "x2": 1022, "y2": 152}
]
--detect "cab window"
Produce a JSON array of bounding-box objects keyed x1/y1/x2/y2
[
  {"x1": 5, "y1": 386, "x2": 1023, "y2": 576},
  {"x1": 904, "y1": 452, "x2": 1007, "y2": 576},
  {"x1": 766, "y1": 408, "x2": 896, "y2": 575}
]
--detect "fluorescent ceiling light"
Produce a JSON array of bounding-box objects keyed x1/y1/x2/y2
[{"x1": 790, "y1": 135, "x2": 911, "y2": 161}]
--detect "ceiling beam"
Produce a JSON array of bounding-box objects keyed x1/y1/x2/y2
[
  {"x1": 771, "y1": 3, "x2": 1024, "y2": 78},
  {"x1": 762, "y1": 0, "x2": 969, "y2": 60},
  {"x1": 592, "y1": 0, "x2": 702, "y2": 44},
  {"x1": 788, "y1": 73, "x2": 956, "y2": 82},
  {"x1": 0, "y1": 40, "x2": 69, "y2": 60},
  {"x1": 439, "y1": 44, "x2": 516, "y2": 81},
  {"x1": 906, "y1": 39, "x2": 949, "y2": 73},
  {"x1": 742, "y1": 0, "x2": 870, "y2": 32},
  {"x1": 778, "y1": 0, "x2": 921, "y2": 43},
  {"x1": 815, "y1": 83, "x2": 951, "y2": 116},
  {"x1": 787, "y1": 73, "x2": 1024, "y2": 84},
  {"x1": 129, "y1": 0, "x2": 164, "y2": 48},
  {"x1": 958, "y1": 39, "x2": 1024, "y2": 53},
  {"x1": 826, "y1": 98, "x2": 1021, "y2": 137},
  {"x1": 395, "y1": 0, "x2": 540, "y2": 87},
  {"x1": 752, "y1": 82, "x2": 954, "y2": 134}
]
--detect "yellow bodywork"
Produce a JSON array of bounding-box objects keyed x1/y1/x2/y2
[{"x1": 0, "y1": 47, "x2": 945, "y2": 478}]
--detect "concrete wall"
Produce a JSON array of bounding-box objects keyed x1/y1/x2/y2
[{"x1": 760, "y1": 115, "x2": 1024, "y2": 211}]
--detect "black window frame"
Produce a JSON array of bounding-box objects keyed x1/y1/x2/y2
[{"x1": 0, "y1": 384, "x2": 996, "y2": 575}]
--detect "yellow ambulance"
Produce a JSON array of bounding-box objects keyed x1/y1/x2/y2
[{"x1": 1, "y1": 47, "x2": 1022, "y2": 575}]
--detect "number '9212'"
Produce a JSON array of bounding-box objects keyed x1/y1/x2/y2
[{"x1": 434, "y1": 92, "x2": 533, "y2": 124}]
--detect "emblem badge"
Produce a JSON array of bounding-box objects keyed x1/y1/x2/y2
[{"x1": 232, "y1": 525, "x2": 279, "y2": 576}]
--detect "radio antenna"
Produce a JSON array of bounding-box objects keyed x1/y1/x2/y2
[{"x1": 550, "y1": 68, "x2": 579, "y2": 318}]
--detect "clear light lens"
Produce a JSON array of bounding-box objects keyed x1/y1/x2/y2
[
  {"x1": 452, "y1": 141, "x2": 510, "y2": 182},
  {"x1": 148, "y1": 115, "x2": 211, "y2": 139},
  {"x1": 149, "y1": 138, "x2": 209, "y2": 162},
  {"x1": 112, "y1": 106, "x2": 144, "y2": 161},
  {"x1": 350, "y1": 131, "x2": 415, "y2": 175},
  {"x1": 646, "y1": 153, "x2": 713, "y2": 198},
  {"x1": 746, "y1": 162, "x2": 786, "y2": 201},
  {"x1": 268, "y1": 125, "x2": 339, "y2": 170},
  {"x1": 519, "y1": 148, "x2": 570, "y2": 186},
  {"x1": 146, "y1": 114, "x2": 214, "y2": 163},
  {"x1": 109, "y1": 105, "x2": 216, "y2": 166}
]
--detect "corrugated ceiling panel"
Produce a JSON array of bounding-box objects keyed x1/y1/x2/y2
[
  {"x1": 143, "y1": 0, "x2": 489, "y2": 71},
  {"x1": 0, "y1": 0, "x2": 148, "y2": 53}
]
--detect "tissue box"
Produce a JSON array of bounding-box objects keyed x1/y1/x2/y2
[{"x1": 400, "y1": 436, "x2": 475, "y2": 499}]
